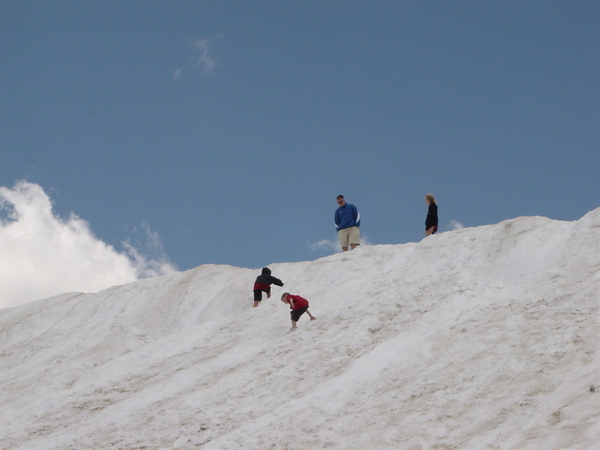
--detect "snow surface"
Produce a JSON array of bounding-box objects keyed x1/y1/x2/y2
[{"x1": 0, "y1": 210, "x2": 598, "y2": 450}]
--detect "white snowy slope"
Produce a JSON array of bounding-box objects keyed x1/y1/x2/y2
[{"x1": 0, "y1": 210, "x2": 598, "y2": 450}]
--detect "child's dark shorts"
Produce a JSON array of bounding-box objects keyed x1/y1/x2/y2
[
  {"x1": 290, "y1": 307, "x2": 308, "y2": 322},
  {"x1": 253, "y1": 288, "x2": 270, "y2": 302}
]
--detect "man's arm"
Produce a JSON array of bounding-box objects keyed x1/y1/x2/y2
[{"x1": 352, "y1": 205, "x2": 360, "y2": 227}]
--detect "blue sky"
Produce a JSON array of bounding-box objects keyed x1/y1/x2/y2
[{"x1": 1, "y1": 1, "x2": 598, "y2": 289}]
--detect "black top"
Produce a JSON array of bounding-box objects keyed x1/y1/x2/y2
[
  {"x1": 254, "y1": 267, "x2": 283, "y2": 288},
  {"x1": 425, "y1": 203, "x2": 438, "y2": 229}
]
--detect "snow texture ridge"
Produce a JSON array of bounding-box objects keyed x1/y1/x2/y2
[{"x1": 0, "y1": 209, "x2": 598, "y2": 449}]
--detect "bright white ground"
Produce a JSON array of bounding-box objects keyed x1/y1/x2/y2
[{"x1": 1, "y1": 209, "x2": 598, "y2": 449}]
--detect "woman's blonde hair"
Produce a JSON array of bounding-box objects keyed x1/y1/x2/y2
[{"x1": 425, "y1": 194, "x2": 436, "y2": 204}]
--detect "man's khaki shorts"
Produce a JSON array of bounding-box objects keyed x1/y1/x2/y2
[{"x1": 338, "y1": 226, "x2": 360, "y2": 248}]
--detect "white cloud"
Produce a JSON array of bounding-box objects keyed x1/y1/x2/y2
[
  {"x1": 173, "y1": 37, "x2": 219, "y2": 79},
  {"x1": 449, "y1": 220, "x2": 464, "y2": 230},
  {"x1": 0, "y1": 181, "x2": 177, "y2": 309}
]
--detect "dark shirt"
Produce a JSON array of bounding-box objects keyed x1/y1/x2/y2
[
  {"x1": 426, "y1": 203, "x2": 438, "y2": 229},
  {"x1": 253, "y1": 273, "x2": 283, "y2": 291}
]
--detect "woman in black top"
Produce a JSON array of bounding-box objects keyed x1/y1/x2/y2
[{"x1": 425, "y1": 194, "x2": 438, "y2": 236}]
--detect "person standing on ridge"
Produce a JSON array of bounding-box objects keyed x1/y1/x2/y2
[
  {"x1": 425, "y1": 193, "x2": 438, "y2": 236},
  {"x1": 280, "y1": 292, "x2": 317, "y2": 332},
  {"x1": 253, "y1": 267, "x2": 284, "y2": 307},
  {"x1": 334, "y1": 195, "x2": 361, "y2": 251}
]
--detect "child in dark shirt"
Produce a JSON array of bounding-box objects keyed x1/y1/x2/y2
[{"x1": 253, "y1": 267, "x2": 284, "y2": 307}]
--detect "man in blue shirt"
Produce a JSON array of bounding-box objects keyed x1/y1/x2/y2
[{"x1": 334, "y1": 195, "x2": 361, "y2": 251}]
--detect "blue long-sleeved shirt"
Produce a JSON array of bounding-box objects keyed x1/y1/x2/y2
[{"x1": 335, "y1": 203, "x2": 360, "y2": 230}]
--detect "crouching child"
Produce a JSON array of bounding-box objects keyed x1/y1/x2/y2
[{"x1": 280, "y1": 292, "x2": 317, "y2": 332}]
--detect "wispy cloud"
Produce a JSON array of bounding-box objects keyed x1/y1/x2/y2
[
  {"x1": 308, "y1": 239, "x2": 339, "y2": 252},
  {"x1": 122, "y1": 223, "x2": 176, "y2": 278},
  {"x1": 449, "y1": 220, "x2": 464, "y2": 230},
  {"x1": 0, "y1": 181, "x2": 177, "y2": 309},
  {"x1": 173, "y1": 36, "x2": 220, "y2": 79},
  {"x1": 308, "y1": 235, "x2": 372, "y2": 253}
]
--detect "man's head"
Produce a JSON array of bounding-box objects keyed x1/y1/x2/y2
[
  {"x1": 336, "y1": 195, "x2": 346, "y2": 207},
  {"x1": 281, "y1": 292, "x2": 290, "y2": 303}
]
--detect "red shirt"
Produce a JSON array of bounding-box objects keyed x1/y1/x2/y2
[{"x1": 287, "y1": 294, "x2": 309, "y2": 310}]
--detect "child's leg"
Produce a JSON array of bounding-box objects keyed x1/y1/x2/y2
[
  {"x1": 290, "y1": 307, "x2": 310, "y2": 328},
  {"x1": 290, "y1": 309, "x2": 303, "y2": 328},
  {"x1": 306, "y1": 309, "x2": 317, "y2": 321},
  {"x1": 253, "y1": 290, "x2": 262, "y2": 307}
]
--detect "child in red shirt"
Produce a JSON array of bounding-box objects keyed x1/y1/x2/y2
[{"x1": 280, "y1": 292, "x2": 317, "y2": 331}]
